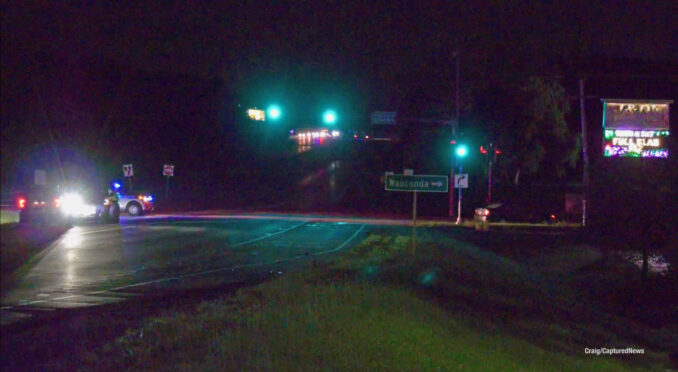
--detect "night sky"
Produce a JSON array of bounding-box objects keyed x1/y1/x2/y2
[
  {"x1": 4, "y1": 1, "x2": 677, "y2": 93},
  {"x1": 2, "y1": 1, "x2": 677, "y2": 189}
]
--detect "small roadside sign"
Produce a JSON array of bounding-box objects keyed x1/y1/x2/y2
[
  {"x1": 454, "y1": 174, "x2": 468, "y2": 189},
  {"x1": 385, "y1": 174, "x2": 448, "y2": 193},
  {"x1": 123, "y1": 164, "x2": 134, "y2": 177},
  {"x1": 163, "y1": 164, "x2": 174, "y2": 177},
  {"x1": 370, "y1": 111, "x2": 397, "y2": 125},
  {"x1": 34, "y1": 169, "x2": 46, "y2": 185}
]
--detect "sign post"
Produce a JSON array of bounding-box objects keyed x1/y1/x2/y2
[
  {"x1": 385, "y1": 173, "x2": 449, "y2": 254},
  {"x1": 123, "y1": 164, "x2": 134, "y2": 192},
  {"x1": 163, "y1": 164, "x2": 174, "y2": 199},
  {"x1": 454, "y1": 173, "x2": 468, "y2": 224}
]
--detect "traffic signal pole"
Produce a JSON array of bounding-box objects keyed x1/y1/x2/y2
[
  {"x1": 456, "y1": 161, "x2": 463, "y2": 224},
  {"x1": 449, "y1": 51, "x2": 460, "y2": 218},
  {"x1": 449, "y1": 155, "x2": 456, "y2": 217}
]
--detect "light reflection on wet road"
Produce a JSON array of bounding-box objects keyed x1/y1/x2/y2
[{"x1": 1, "y1": 217, "x2": 366, "y2": 320}]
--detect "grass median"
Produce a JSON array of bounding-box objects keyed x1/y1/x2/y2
[{"x1": 77, "y1": 231, "x2": 674, "y2": 371}]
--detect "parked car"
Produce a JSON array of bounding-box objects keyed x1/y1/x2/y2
[
  {"x1": 111, "y1": 181, "x2": 153, "y2": 216},
  {"x1": 118, "y1": 193, "x2": 154, "y2": 216}
]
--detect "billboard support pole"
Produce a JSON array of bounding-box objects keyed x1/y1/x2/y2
[{"x1": 579, "y1": 78, "x2": 589, "y2": 226}]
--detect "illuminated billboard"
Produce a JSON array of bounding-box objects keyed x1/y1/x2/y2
[{"x1": 602, "y1": 99, "x2": 672, "y2": 158}]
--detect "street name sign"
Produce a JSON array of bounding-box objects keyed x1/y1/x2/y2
[
  {"x1": 454, "y1": 173, "x2": 468, "y2": 188},
  {"x1": 370, "y1": 111, "x2": 397, "y2": 125},
  {"x1": 385, "y1": 174, "x2": 448, "y2": 192}
]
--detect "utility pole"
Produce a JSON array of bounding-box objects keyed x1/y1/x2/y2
[
  {"x1": 449, "y1": 51, "x2": 460, "y2": 218},
  {"x1": 579, "y1": 78, "x2": 589, "y2": 226},
  {"x1": 33, "y1": 78, "x2": 66, "y2": 186}
]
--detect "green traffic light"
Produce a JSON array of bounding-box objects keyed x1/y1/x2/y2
[
  {"x1": 267, "y1": 105, "x2": 281, "y2": 120},
  {"x1": 323, "y1": 110, "x2": 337, "y2": 124},
  {"x1": 456, "y1": 144, "x2": 468, "y2": 157}
]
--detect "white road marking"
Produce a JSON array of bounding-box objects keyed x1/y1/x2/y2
[
  {"x1": 230, "y1": 220, "x2": 307, "y2": 247},
  {"x1": 70, "y1": 226, "x2": 127, "y2": 235},
  {"x1": 129, "y1": 225, "x2": 207, "y2": 233},
  {"x1": 0, "y1": 223, "x2": 366, "y2": 310}
]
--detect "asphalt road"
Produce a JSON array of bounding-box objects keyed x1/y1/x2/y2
[{"x1": 1, "y1": 215, "x2": 368, "y2": 325}]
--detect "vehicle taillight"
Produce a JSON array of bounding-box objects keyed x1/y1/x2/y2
[
  {"x1": 18, "y1": 198, "x2": 26, "y2": 209},
  {"x1": 54, "y1": 197, "x2": 61, "y2": 208},
  {"x1": 474, "y1": 208, "x2": 490, "y2": 217}
]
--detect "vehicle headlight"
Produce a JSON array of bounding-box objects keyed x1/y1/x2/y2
[{"x1": 60, "y1": 193, "x2": 91, "y2": 216}]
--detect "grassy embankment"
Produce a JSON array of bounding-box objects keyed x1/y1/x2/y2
[
  {"x1": 65, "y1": 229, "x2": 675, "y2": 371},
  {"x1": 0, "y1": 208, "x2": 19, "y2": 224}
]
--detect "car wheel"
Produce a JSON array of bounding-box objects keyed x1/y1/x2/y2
[{"x1": 126, "y1": 202, "x2": 143, "y2": 216}]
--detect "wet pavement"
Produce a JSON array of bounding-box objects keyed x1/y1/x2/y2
[{"x1": 1, "y1": 216, "x2": 367, "y2": 325}]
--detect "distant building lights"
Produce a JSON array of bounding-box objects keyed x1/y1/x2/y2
[{"x1": 247, "y1": 108, "x2": 266, "y2": 121}]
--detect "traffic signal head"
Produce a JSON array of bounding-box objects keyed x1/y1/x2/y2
[
  {"x1": 267, "y1": 105, "x2": 281, "y2": 120},
  {"x1": 456, "y1": 144, "x2": 468, "y2": 157},
  {"x1": 323, "y1": 110, "x2": 337, "y2": 124}
]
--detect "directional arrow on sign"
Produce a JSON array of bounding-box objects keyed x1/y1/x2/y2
[
  {"x1": 432, "y1": 181, "x2": 443, "y2": 187},
  {"x1": 454, "y1": 174, "x2": 468, "y2": 189}
]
